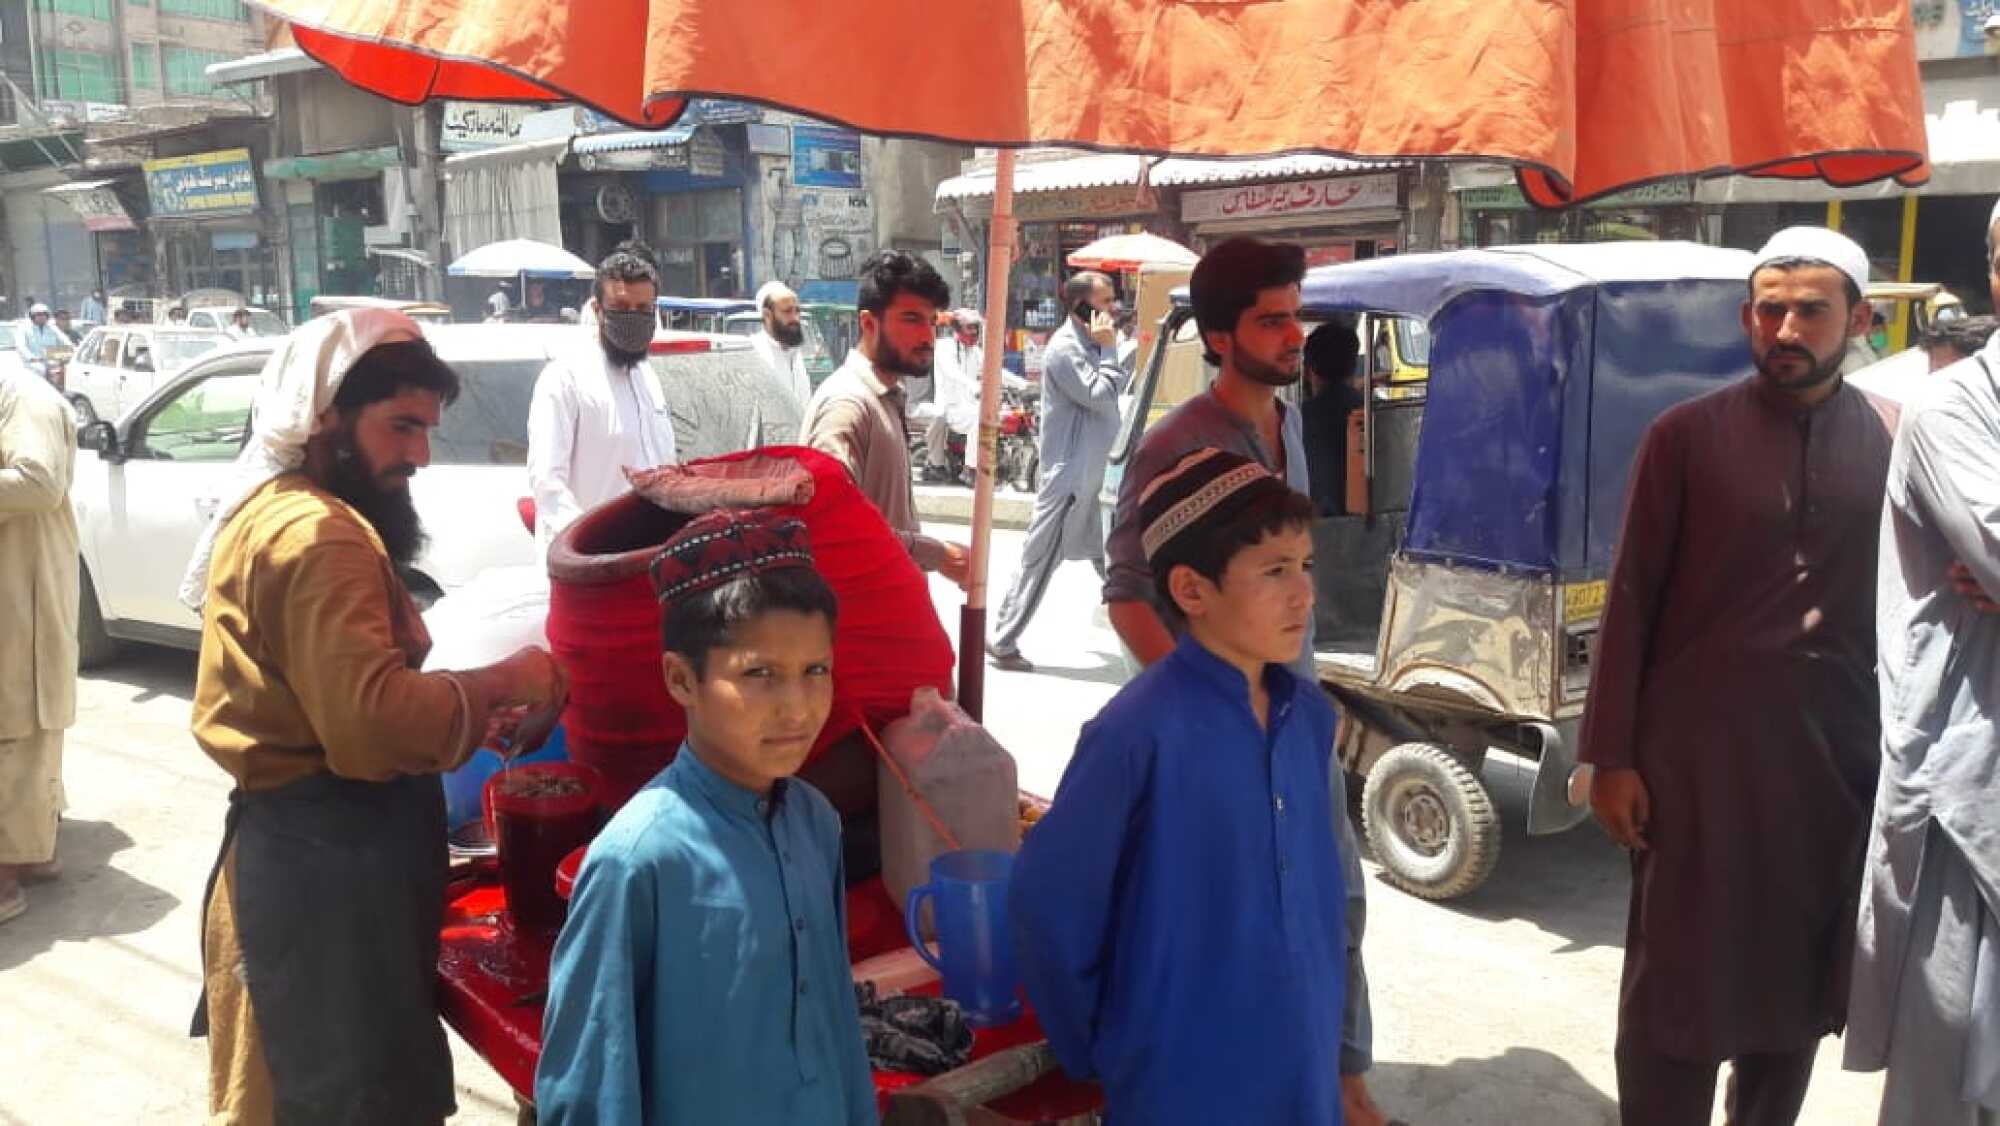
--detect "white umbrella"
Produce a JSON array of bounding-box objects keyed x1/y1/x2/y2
[
  {"x1": 1066, "y1": 232, "x2": 1198, "y2": 272},
  {"x1": 448, "y1": 238, "x2": 596, "y2": 280}
]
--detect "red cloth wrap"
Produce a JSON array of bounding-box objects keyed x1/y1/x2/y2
[{"x1": 546, "y1": 446, "x2": 955, "y2": 810}]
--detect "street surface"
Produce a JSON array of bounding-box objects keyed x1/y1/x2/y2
[{"x1": 0, "y1": 521, "x2": 1885, "y2": 1124}]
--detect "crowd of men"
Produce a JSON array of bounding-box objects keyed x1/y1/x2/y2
[{"x1": 3, "y1": 201, "x2": 1998, "y2": 1124}]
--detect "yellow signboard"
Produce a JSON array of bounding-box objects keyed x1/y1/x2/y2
[{"x1": 1563, "y1": 580, "x2": 1607, "y2": 625}]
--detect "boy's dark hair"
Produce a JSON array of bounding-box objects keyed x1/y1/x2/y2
[
  {"x1": 1748, "y1": 257, "x2": 1863, "y2": 311},
  {"x1": 1190, "y1": 237, "x2": 1307, "y2": 366},
  {"x1": 596, "y1": 241, "x2": 662, "y2": 304},
  {"x1": 1151, "y1": 486, "x2": 1316, "y2": 612},
  {"x1": 856, "y1": 250, "x2": 951, "y2": 319},
  {"x1": 661, "y1": 566, "x2": 840, "y2": 678},
  {"x1": 333, "y1": 339, "x2": 462, "y2": 412}
]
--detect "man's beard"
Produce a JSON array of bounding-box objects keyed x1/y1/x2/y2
[
  {"x1": 326, "y1": 430, "x2": 426, "y2": 566},
  {"x1": 769, "y1": 318, "x2": 805, "y2": 348},
  {"x1": 876, "y1": 335, "x2": 934, "y2": 379},
  {"x1": 1235, "y1": 343, "x2": 1303, "y2": 388},
  {"x1": 1755, "y1": 342, "x2": 1843, "y2": 392},
  {"x1": 598, "y1": 327, "x2": 650, "y2": 369}
]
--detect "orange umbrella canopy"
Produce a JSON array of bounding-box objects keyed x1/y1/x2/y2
[{"x1": 268, "y1": 0, "x2": 1929, "y2": 205}]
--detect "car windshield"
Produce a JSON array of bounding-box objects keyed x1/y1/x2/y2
[
  {"x1": 240, "y1": 311, "x2": 288, "y2": 336},
  {"x1": 431, "y1": 358, "x2": 544, "y2": 465},
  {"x1": 153, "y1": 333, "x2": 231, "y2": 370}
]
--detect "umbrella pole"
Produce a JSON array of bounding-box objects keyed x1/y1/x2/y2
[{"x1": 957, "y1": 148, "x2": 1016, "y2": 722}]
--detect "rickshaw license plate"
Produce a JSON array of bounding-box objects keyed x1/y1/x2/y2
[{"x1": 1562, "y1": 580, "x2": 1607, "y2": 625}]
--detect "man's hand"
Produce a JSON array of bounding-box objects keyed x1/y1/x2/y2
[
  {"x1": 936, "y1": 540, "x2": 972, "y2": 591},
  {"x1": 1948, "y1": 561, "x2": 2000, "y2": 613},
  {"x1": 1088, "y1": 310, "x2": 1118, "y2": 350},
  {"x1": 1590, "y1": 767, "x2": 1651, "y2": 851},
  {"x1": 1341, "y1": 1074, "x2": 1389, "y2": 1126},
  {"x1": 505, "y1": 646, "x2": 568, "y2": 712}
]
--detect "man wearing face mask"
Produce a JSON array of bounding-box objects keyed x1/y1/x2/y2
[
  {"x1": 527, "y1": 244, "x2": 677, "y2": 554},
  {"x1": 1580, "y1": 227, "x2": 1897, "y2": 1125},
  {"x1": 801, "y1": 250, "x2": 969, "y2": 587}
]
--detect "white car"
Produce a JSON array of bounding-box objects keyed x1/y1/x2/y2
[
  {"x1": 66, "y1": 325, "x2": 231, "y2": 426},
  {"x1": 70, "y1": 323, "x2": 799, "y2": 666},
  {"x1": 185, "y1": 305, "x2": 290, "y2": 338}
]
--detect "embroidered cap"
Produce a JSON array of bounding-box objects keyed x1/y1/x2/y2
[
  {"x1": 648, "y1": 508, "x2": 817, "y2": 610},
  {"x1": 1139, "y1": 447, "x2": 1290, "y2": 564}
]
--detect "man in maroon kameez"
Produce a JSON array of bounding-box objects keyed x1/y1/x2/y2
[{"x1": 1579, "y1": 227, "x2": 1897, "y2": 1126}]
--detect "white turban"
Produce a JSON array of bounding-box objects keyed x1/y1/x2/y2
[
  {"x1": 755, "y1": 280, "x2": 797, "y2": 311},
  {"x1": 178, "y1": 309, "x2": 424, "y2": 609},
  {"x1": 1751, "y1": 226, "x2": 1870, "y2": 295}
]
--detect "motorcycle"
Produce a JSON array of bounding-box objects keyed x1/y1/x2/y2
[
  {"x1": 995, "y1": 384, "x2": 1040, "y2": 493},
  {"x1": 29, "y1": 343, "x2": 72, "y2": 393}
]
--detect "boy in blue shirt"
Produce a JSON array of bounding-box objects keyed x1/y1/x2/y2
[
  {"x1": 1011, "y1": 447, "x2": 1353, "y2": 1125},
  {"x1": 536, "y1": 509, "x2": 876, "y2": 1125}
]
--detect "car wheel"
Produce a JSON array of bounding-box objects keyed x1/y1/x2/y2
[
  {"x1": 1361, "y1": 741, "x2": 1501, "y2": 900},
  {"x1": 68, "y1": 394, "x2": 96, "y2": 428},
  {"x1": 77, "y1": 562, "x2": 120, "y2": 670}
]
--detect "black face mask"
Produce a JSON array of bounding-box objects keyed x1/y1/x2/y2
[
  {"x1": 599, "y1": 308, "x2": 656, "y2": 366},
  {"x1": 326, "y1": 425, "x2": 426, "y2": 567}
]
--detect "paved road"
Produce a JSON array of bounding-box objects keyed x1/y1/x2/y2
[{"x1": 0, "y1": 521, "x2": 1886, "y2": 1124}]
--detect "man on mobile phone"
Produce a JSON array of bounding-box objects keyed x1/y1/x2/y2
[{"x1": 988, "y1": 270, "x2": 1127, "y2": 672}]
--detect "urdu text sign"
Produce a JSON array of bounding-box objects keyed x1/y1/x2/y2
[{"x1": 143, "y1": 148, "x2": 259, "y2": 218}]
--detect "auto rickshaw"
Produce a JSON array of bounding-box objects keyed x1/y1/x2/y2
[{"x1": 1110, "y1": 241, "x2": 1758, "y2": 899}]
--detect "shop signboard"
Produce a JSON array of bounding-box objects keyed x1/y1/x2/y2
[
  {"x1": 793, "y1": 126, "x2": 863, "y2": 188},
  {"x1": 689, "y1": 129, "x2": 729, "y2": 178},
  {"x1": 1459, "y1": 179, "x2": 1693, "y2": 211},
  {"x1": 441, "y1": 101, "x2": 533, "y2": 152},
  {"x1": 1180, "y1": 173, "x2": 1400, "y2": 225},
  {"x1": 1913, "y1": 1, "x2": 2000, "y2": 59},
  {"x1": 144, "y1": 149, "x2": 258, "y2": 218},
  {"x1": 51, "y1": 184, "x2": 136, "y2": 232},
  {"x1": 796, "y1": 189, "x2": 875, "y2": 282},
  {"x1": 747, "y1": 123, "x2": 791, "y2": 156},
  {"x1": 1012, "y1": 186, "x2": 1152, "y2": 223}
]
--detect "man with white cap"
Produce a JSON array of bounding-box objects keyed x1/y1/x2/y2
[
  {"x1": 750, "y1": 279, "x2": 813, "y2": 411},
  {"x1": 1844, "y1": 202, "x2": 2000, "y2": 1126},
  {"x1": 922, "y1": 308, "x2": 985, "y2": 483},
  {"x1": 181, "y1": 310, "x2": 566, "y2": 1124},
  {"x1": 1579, "y1": 226, "x2": 1897, "y2": 1125}
]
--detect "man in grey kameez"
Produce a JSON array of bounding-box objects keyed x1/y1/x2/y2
[
  {"x1": 1844, "y1": 206, "x2": 2000, "y2": 1126},
  {"x1": 988, "y1": 271, "x2": 1127, "y2": 672},
  {"x1": 1581, "y1": 227, "x2": 1897, "y2": 1125}
]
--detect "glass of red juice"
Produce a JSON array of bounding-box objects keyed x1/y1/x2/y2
[{"x1": 484, "y1": 762, "x2": 604, "y2": 939}]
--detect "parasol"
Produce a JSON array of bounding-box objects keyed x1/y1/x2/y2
[
  {"x1": 1067, "y1": 233, "x2": 1198, "y2": 273},
  {"x1": 448, "y1": 238, "x2": 596, "y2": 280},
  {"x1": 252, "y1": 0, "x2": 1932, "y2": 716}
]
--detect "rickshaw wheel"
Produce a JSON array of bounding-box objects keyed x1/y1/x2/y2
[{"x1": 1361, "y1": 742, "x2": 1501, "y2": 900}]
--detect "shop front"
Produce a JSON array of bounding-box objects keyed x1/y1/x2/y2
[
  {"x1": 142, "y1": 148, "x2": 282, "y2": 309},
  {"x1": 41, "y1": 175, "x2": 148, "y2": 315},
  {"x1": 263, "y1": 144, "x2": 405, "y2": 317}
]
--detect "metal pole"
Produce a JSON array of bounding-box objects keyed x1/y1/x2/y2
[{"x1": 956, "y1": 149, "x2": 1015, "y2": 721}]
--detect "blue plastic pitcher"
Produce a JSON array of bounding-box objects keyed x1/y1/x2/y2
[{"x1": 904, "y1": 849, "x2": 1023, "y2": 1027}]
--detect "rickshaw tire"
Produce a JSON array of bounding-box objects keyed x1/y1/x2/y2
[{"x1": 1361, "y1": 742, "x2": 1501, "y2": 901}]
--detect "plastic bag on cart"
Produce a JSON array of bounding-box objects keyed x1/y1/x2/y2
[{"x1": 879, "y1": 687, "x2": 1020, "y2": 918}]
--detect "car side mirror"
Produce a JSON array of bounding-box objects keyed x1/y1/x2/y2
[{"x1": 79, "y1": 419, "x2": 121, "y2": 461}]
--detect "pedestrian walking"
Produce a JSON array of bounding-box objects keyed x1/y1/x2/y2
[
  {"x1": 1844, "y1": 202, "x2": 2000, "y2": 1126},
  {"x1": 1579, "y1": 226, "x2": 1897, "y2": 1126},
  {"x1": 988, "y1": 271, "x2": 1125, "y2": 672},
  {"x1": 0, "y1": 338, "x2": 78, "y2": 925},
  {"x1": 750, "y1": 280, "x2": 813, "y2": 411}
]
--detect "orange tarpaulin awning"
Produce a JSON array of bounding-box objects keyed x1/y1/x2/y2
[{"x1": 267, "y1": 0, "x2": 1928, "y2": 205}]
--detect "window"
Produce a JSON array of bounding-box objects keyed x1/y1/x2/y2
[
  {"x1": 430, "y1": 359, "x2": 544, "y2": 465},
  {"x1": 132, "y1": 371, "x2": 259, "y2": 462},
  {"x1": 41, "y1": 49, "x2": 121, "y2": 104},
  {"x1": 96, "y1": 332, "x2": 125, "y2": 368},
  {"x1": 162, "y1": 46, "x2": 235, "y2": 96},
  {"x1": 149, "y1": 332, "x2": 230, "y2": 371},
  {"x1": 46, "y1": 0, "x2": 114, "y2": 18},
  {"x1": 129, "y1": 42, "x2": 159, "y2": 92},
  {"x1": 158, "y1": 0, "x2": 248, "y2": 18}
]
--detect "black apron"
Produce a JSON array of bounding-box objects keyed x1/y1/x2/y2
[{"x1": 192, "y1": 770, "x2": 455, "y2": 1126}]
